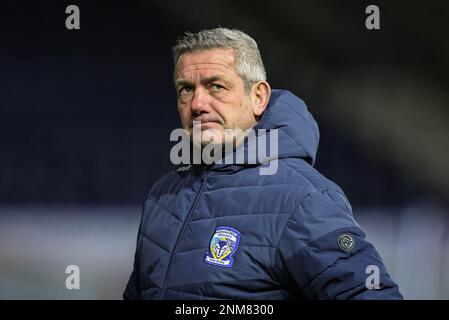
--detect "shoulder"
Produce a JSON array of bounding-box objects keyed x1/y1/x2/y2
[
  {"x1": 278, "y1": 158, "x2": 351, "y2": 206},
  {"x1": 276, "y1": 158, "x2": 360, "y2": 243},
  {"x1": 145, "y1": 165, "x2": 191, "y2": 200}
]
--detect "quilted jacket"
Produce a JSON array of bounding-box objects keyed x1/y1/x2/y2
[{"x1": 124, "y1": 89, "x2": 402, "y2": 300}]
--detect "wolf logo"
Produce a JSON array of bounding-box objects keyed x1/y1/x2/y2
[
  {"x1": 213, "y1": 239, "x2": 230, "y2": 259},
  {"x1": 204, "y1": 227, "x2": 241, "y2": 268}
]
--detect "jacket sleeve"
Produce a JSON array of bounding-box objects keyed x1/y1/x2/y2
[
  {"x1": 123, "y1": 205, "x2": 145, "y2": 300},
  {"x1": 123, "y1": 268, "x2": 140, "y2": 300},
  {"x1": 276, "y1": 190, "x2": 403, "y2": 300}
]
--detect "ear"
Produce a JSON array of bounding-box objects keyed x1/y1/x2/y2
[{"x1": 251, "y1": 81, "x2": 271, "y2": 118}]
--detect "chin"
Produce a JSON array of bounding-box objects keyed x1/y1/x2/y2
[
  {"x1": 200, "y1": 138, "x2": 225, "y2": 147},
  {"x1": 200, "y1": 129, "x2": 225, "y2": 145}
]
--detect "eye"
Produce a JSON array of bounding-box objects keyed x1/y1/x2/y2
[
  {"x1": 179, "y1": 85, "x2": 193, "y2": 95},
  {"x1": 210, "y1": 83, "x2": 225, "y2": 91}
]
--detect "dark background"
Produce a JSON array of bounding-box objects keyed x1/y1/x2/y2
[
  {"x1": 1, "y1": 0, "x2": 447, "y2": 206},
  {"x1": 0, "y1": 0, "x2": 448, "y2": 299}
]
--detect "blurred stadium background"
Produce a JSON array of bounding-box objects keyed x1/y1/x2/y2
[{"x1": 0, "y1": 0, "x2": 448, "y2": 299}]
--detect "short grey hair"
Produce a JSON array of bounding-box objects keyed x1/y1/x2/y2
[{"x1": 172, "y1": 27, "x2": 267, "y2": 91}]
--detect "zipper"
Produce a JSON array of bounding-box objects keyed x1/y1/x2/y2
[{"x1": 160, "y1": 167, "x2": 209, "y2": 299}]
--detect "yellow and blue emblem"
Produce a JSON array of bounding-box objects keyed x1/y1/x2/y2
[{"x1": 204, "y1": 226, "x2": 240, "y2": 268}]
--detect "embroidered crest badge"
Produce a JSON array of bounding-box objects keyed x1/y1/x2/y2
[{"x1": 204, "y1": 226, "x2": 240, "y2": 268}]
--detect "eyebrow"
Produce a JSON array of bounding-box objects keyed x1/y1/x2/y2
[
  {"x1": 175, "y1": 75, "x2": 229, "y2": 89},
  {"x1": 175, "y1": 79, "x2": 193, "y2": 89}
]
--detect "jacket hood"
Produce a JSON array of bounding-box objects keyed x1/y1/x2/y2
[
  {"x1": 193, "y1": 89, "x2": 319, "y2": 173},
  {"x1": 253, "y1": 89, "x2": 319, "y2": 165}
]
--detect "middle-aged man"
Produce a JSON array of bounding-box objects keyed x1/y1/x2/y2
[{"x1": 124, "y1": 27, "x2": 402, "y2": 300}]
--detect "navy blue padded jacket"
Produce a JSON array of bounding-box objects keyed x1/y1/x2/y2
[{"x1": 124, "y1": 89, "x2": 402, "y2": 300}]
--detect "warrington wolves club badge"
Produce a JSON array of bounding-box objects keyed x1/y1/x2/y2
[{"x1": 204, "y1": 226, "x2": 241, "y2": 268}]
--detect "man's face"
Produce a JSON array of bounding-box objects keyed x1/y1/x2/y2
[{"x1": 175, "y1": 48, "x2": 257, "y2": 146}]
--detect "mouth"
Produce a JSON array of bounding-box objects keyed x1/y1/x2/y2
[
  {"x1": 197, "y1": 121, "x2": 222, "y2": 130},
  {"x1": 191, "y1": 119, "x2": 223, "y2": 130}
]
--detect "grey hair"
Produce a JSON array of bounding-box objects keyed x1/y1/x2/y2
[{"x1": 172, "y1": 27, "x2": 267, "y2": 91}]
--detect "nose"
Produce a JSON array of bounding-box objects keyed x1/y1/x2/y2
[{"x1": 190, "y1": 87, "x2": 210, "y2": 116}]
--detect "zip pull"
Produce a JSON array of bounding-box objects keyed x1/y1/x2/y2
[
  {"x1": 201, "y1": 166, "x2": 208, "y2": 181},
  {"x1": 200, "y1": 164, "x2": 210, "y2": 181}
]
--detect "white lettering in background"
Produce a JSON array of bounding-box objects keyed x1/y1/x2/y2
[
  {"x1": 175, "y1": 304, "x2": 209, "y2": 318},
  {"x1": 65, "y1": 264, "x2": 80, "y2": 290},
  {"x1": 365, "y1": 5, "x2": 380, "y2": 30},
  {"x1": 169, "y1": 124, "x2": 279, "y2": 175},
  {"x1": 65, "y1": 5, "x2": 80, "y2": 30},
  {"x1": 365, "y1": 264, "x2": 381, "y2": 290}
]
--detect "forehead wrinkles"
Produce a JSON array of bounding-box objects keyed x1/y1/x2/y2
[{"x1": 177, "y1": 62, "x2": 233, "y2": 78}]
